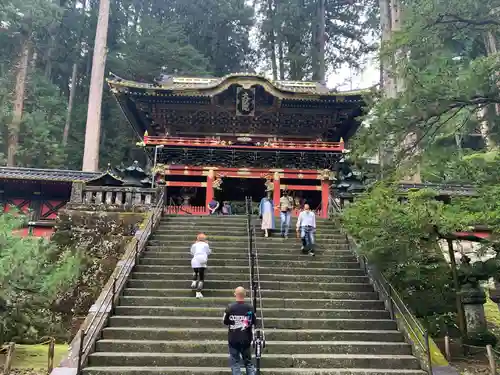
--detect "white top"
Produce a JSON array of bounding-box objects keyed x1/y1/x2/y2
[
  {"x1": 190, "y1": 241, "x2": 212, "y2": 268},
  {"x1": 296, "y1": 210, "x2": 316, "y2": 230}
]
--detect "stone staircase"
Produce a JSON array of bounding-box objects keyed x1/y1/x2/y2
[{"x1": 83, "y1": 215, "x2": 426, "y2": 375}]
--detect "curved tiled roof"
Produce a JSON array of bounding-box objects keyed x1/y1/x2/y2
[
  {"x1": 107, "y1": 72, "x2": 368, "y2": 99},
  {"x1": 0, "y1": 167, "x2": 100, "y2": 182}
]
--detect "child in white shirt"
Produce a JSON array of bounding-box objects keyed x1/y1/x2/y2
[{"x1": 190, "y1": 233, "x2": 212, "y2": 298}]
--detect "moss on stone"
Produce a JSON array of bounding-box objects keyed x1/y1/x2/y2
[{"x1": 50, "y1": 209, "x2": 146, "y2": 339}]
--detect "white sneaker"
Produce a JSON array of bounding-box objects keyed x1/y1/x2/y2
[
  {"x1": 191, "y1": 281, "x2": 197, "y2": 289},
  {"x1": 196, "y1": 292, "x2": 203, "y2": 298}
]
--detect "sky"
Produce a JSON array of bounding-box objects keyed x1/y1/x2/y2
[
  {"x1": 327, "y1": 54, "x2": 380, "y2": 91},
  {"x1": 248, "y1": 0, "x2": 380, "y2": 92}
]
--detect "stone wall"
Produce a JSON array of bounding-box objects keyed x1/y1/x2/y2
[{"x1": 50, "y1": 208, "x2": 147, "y2": 338}]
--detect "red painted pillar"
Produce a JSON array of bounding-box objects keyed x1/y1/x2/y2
[
  {"x1": 321, "y1": 180, "x2": 329, "y2": 219},
  {"x1": 206, "y1": 170, "x2": 214, "y2": 215},
  {"x1": 273, "y1": 172, "x2": 281, "y2": 217}
]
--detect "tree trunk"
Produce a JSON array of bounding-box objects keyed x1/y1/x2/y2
[
  {"x1": 318, "y1": 0, "x2": 326, "y2": 83},
  {"x1": 63, "y1": 62, "x2": 78, "y2": 146},
  {"x1": 390, "y1": 0, "x2": 420, "y2": 183},
  {"x1": 311, "y1": 4, "x2": 318, "y2": 80},
  {"x1": 481, "y1": 31, "x2": 498, "y2": 149},
  {"x1": 63, "y1": 0, "x2": 86, "y2": 147},
  {"x1": 82, "y1": 0, "x2": 110, "y2": 171},
  {"x1": 379, "y1": 0, "x2": 392, "y2": 95},
  {"x1": 45, "y1": 34, "x2": 55, "y2": 79},
  {"x1": 7, "y1": 39, "x2": 30, "y2": 167},
  {"x1": 276, "y1": 0, "x2": 285, "y2": 80},
  {"x1": 278, "y1": 40, "x2": 285, "y2": 80},
  {"x1": 390, "y1": 0, "x2": 402, "y2": 94},
  {"x1": 267, "y1": 0, "x2": 278, "y2": 80},
  {"x1": 312, "y1": 0, "x2": 326, "y2": 82},
  {"x1": 30, "y1": 50, "x2": 37, "y2": 71}
]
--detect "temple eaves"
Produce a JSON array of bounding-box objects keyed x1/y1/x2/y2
[{"x1": 106, "y1": 72, "x2": 368, "y2": 101}]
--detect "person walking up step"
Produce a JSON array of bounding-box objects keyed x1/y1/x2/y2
[
  {"x1": 296, "y1": 204, "x2": 316, "y2": 256},
  {"x1": 279, "y1": 190, "x2": 294, "y2": 238},
  {"x1": 190, "y1": 233, "x2": 211, "y2": 298},
  {"x1": 223, "y1": 286, "x2": 256, "y2": 375}
]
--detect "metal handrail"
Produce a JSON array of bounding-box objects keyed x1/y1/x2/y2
[
  {"x1": 330, "y1": 194, "x2": 433, "y2": 373},
  {"x1": 356, "y1": 250, "x2": 433, "y2": 374},
  {"x1": 245, "y1": 196, "x2": 265, "y2": 375},
  {"x1": 76, "y1": 189, "x2": 165, "y2": 374},
  {"x1": 338, "y1": 220, "x2": 433, "y2": 374},
  {"x1": 251, "y1": 221, "x2": 266, "y2": 338}
]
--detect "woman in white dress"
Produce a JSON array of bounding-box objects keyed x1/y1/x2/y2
[{"x1": 259, "y1": 193, "x2": 275, "y2": 237}]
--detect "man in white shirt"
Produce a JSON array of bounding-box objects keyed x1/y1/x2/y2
[{"x1": 296, "y1": 204, "x2": 316, "y2": 256}]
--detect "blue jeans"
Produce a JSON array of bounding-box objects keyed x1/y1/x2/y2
[
  {"x1": 280, "y1": 211, "x2": 291, "y2": 236},
  {"x1": 229, "y1": 345, "x2": 256, "y2": 375},
  {"x1": 300, "y1": 226, "x2": 315, "y2": 250}
]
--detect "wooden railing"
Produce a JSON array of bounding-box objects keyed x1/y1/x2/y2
[
  {"x1": 70, "y1": 183, "x2": 159, "y2": 208},
  {"x1": 144, "y1": 135, "x2": 345, "y2": 152}
]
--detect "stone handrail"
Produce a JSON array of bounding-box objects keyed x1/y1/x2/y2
[{"x1": 51, "y1": 189, "x2": 165, "y2": 375}]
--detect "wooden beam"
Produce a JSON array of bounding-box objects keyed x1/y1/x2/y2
[
  {"x1": 165, "y1": 166, "x2": 321, "y2": 175},
  {"x1": 163, "y1": 167, "x2": 324, "y2": 180},
  {"x1": 280, "y1": 184, "x2": 322, "y2": 191},
  {"x1": 146, "y1": 136, "x2": 344, "y2": 152},
  {"x1": 165, "y1": 181, "x2": 207, "y2": 187}
]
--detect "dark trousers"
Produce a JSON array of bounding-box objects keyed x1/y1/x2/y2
[
  {"x1": 300, "y1": 226, "x2": 315, "y2": 253},
  {"x1": 228, "y1": 344, "x2": 256, "y2": 375},
  {"x1": 192, "y1": 268, "x2": 205, "y2": 292}
]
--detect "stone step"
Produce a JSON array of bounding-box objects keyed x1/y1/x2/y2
[
  {"x1": 146, "y1": 244, "x2": 351, "y2": 252},
  {"x1": 160, "y1": 216, "x2": 337, "y2": 225},
  {"x1": 101, "y1": 327, "x2": 404, "y2": 342},
  {"x1": 142, "y1": 251, "x2": 357, "y2": 262},
  {"x1": 137, "y1": 258, "x2": 361, "y2": 269},
  {"x1": 114, "y1": 306, "x2": 390, "y2": 319},
  {"x1": 131, "y1": 265, "x2": 364, "y2": 276},
  {"x1": 155, "y1": 229, "x2": 248, "y2": 236},
  {"x1": 145, "y1": 245, "x2": 351, "y2": 253},
  {"x1": 95, "y1": 339, "x2": 412, "y2": 355},
  {"x1": 160, "y1": 218, "x2": 247, "y2": 224},
  {"x1": 122, "y1": 288, "x2": 379, "y2": 301},
  {"x1": 83, "y1": 367, "x2": 426, "y2": 375},
  {"x1": 147, "y1": 240, "x2": 349, "y2": 249},
  {"x1": 151, "y1": 234, "x2": 348, "y2": 243},
  {"x1": 118, "y1": 296, "x2": 385, "y2": 310},
  {"x1": 155, "y1": 228, "x2": 345, "y2": 237},
  {"x1": 130, "y1": 272, "x2": 370, "y2": 283},
  {"x1": 108, "y1": 316, "x2": 397, "y2": 331},
  {"x1": 156, "y1": 227, "x2": 344, "y2": 235},
  {"x1": 127, "y1": 279, "x2": 373, "y2": 292},
  {"x1": 88, "y1": 352, "x2": 420, "y2": 369},
  {"x1": 160, "y1": 217, "x2": 341, "y2": 226}
]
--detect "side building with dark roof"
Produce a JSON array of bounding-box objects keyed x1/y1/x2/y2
[{"x1": 0, "y1": 167, "x2": 99, "y2": 236}]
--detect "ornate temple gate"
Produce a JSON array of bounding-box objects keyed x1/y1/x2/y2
[
  {"x1": 108, "y1": 73, "x2": 366, "y2": 218},
  {"x1": 162, "y1": 166, "x2": 333, "y2": 217}
]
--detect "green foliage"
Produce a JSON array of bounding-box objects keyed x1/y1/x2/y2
[
  {"x1": 463, "y1": 331, "x2": 498, "y2": 347},
  {"x1": 0, "y1": 213, "x2": 81, "y2": 343},
  {"x1": 0, "y1": 0, "x2": 379, "y2": 168},
  {"x1": 256, "y1": 0, "x2": 376, "y2": 80},
  {"x1": 108, "y1": 21, "x2": 209, "y2": 81},
  {"x1": 341, "y1": 184, "x2": 472, "y2": 333},
  {"x1": 353, "y1": 0, "x2": 500, "y2": 167}
]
